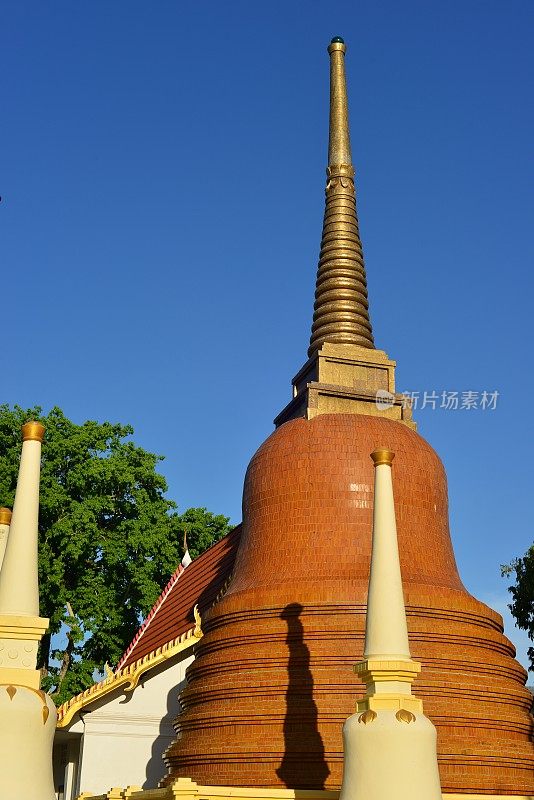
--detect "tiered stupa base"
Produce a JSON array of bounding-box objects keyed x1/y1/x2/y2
[{"x1": 163, "y1": 415, "x2": 534, "y2": 795}]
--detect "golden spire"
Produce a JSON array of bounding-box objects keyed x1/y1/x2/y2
[
  {"x1": 275, "y1": 38, "x2": 414, "y2": 430},
  {"x1": 308, "y1": 37, "x2": 374, "y2": 357}
]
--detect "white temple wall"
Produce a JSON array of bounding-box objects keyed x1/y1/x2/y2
[{"x1": 54, "y1": 647, "x2": 195, "y2": 799}]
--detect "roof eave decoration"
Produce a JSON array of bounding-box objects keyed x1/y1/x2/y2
[
  {"x1": 115, "y1": 562, "x2": 185, "y2": 672},
  {"x1": 56, "y1": 624, "x2": 201, "y2": 729}
]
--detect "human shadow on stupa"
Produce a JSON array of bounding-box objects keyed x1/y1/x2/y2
[{"x1": 276, "y1": 603, "x2": 330, "y2": 789}]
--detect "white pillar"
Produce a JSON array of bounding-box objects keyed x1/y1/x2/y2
[
  {"x1": 339, "y1": 448, "x2": 442, "y2": 800},
  {"x1": 0, "y1": 423, "x2": 43, "y2": 616},
  {"x1": 0, "y1": 421, "x2": 57, "y2": 800},
  {"x1": 0, "y1": 507, "x2": 12, "y2": 572},
  {"x1": 64, "y1": 738, "x2": 80, "y2": 800},
  {"x1": 364, "y1": 451, "x2": 411, "y2": 661}
]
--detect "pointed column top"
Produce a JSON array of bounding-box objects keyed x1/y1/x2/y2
[
  {"x1": 354, "y1": 449, "x2": 423, "y2": 714},
  {"x1": 22, "y1": 421, "x2": 45, "y2": 442},
  {"x1": 364, "y1": 448, "x2": 411, "y2": 660}
]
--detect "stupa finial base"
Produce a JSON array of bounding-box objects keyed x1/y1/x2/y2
[{"x1": 274, "y1": 343, "x2": 415, "y2": 429}]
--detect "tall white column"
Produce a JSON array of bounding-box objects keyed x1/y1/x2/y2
[
  {"x1": 364, "y1": 450, "x2": 411, "y2": 661},
  {"x1": 0, "y1": 423, "x2": 43, "y2": 616},
  {"x1": 339, "y1": 448, "x2": 442, "y2": 800},
  {"x1": 0, "y1": 422, "x2": 57, "y2": 800}
]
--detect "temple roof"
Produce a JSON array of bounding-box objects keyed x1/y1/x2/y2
[
  {"x1": 56, "y1": 525, "x2": 241, "y2": 727},
  {"x1": 118, "y1": 524, "x2": 241, "y2": 669}
]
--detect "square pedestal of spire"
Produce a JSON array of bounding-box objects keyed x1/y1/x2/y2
[{"x1": 274, "y1": 343, "x2": 415, "y2": 429}]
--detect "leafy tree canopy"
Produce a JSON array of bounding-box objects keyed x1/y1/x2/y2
[
  {"x1": 0, "y1": 405, "x2": 231, "y2": 705},
  {"x1": 502, "y1": 544, "x2": 534, "y2": 671}
]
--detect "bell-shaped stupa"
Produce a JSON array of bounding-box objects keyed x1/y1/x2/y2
[{"x1": 163, "y1": 38, "x2": 534, "y2": 795}]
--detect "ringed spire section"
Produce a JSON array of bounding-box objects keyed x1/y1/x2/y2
[{"x1": 309, "y1": 37, "x2": 374, "y2": 357}]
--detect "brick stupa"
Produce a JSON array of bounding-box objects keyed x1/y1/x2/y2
[{"x1": 163, "y1": 39, "x2": 534, "y2": 795}]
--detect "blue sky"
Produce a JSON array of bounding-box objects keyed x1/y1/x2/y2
[{"x1": 2, "y1": 1, "x2": 533, "y2": 669}]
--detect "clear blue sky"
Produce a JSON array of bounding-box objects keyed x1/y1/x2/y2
[{"x1": 2, "y1": 2, "x2": 533, "y2": 668}]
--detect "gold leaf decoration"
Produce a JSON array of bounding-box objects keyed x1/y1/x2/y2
[
  {"x1": 396, "y1": 709, "x2": 416, "y2": 724},
  {"x1": 42, "y1": 704, "x2": 50, "y2": 724},
  {"x1": 193, "y1": 604, "x2": 203, "y2": 638},
  {"x1": 6, "y1": 685, "x2": 17, "y2": 700},
  {"x1": 358, "y1": 709, "x2": 377, "y2": 725}
]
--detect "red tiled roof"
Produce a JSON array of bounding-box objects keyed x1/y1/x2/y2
[{"x1": 117, "y1": 525, "x2": 241, "y2": 670}]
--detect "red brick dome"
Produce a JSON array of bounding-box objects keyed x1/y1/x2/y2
[
  {"x1": 164, "y1": 414, "x2": 534, "y2": 794},
  {"x1": 224, "y1": 413, "x2": 463, "y2": 606}
]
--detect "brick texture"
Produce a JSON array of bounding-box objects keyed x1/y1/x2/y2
[{"x1": 163, "y1": 414, "x2": 534, "y2": 795}]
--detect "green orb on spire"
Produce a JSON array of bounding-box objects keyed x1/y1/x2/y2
[{"x1": 331, "y1": 36, "x2": 345, "y2": 44}]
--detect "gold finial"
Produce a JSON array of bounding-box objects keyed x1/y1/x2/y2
[
  {"x1": 0, "y1": 508, "x2": 12, "y2": 525},
  {"x1": 193, "y1": 604, "x2": 203, "y2": 638},
  {"x1": 308, "y1": 38, "x2": 374, "y2": 357},
  {"x1": 370, "y1": 448, "x2": 395, "y2": 467},
  {"x1": 21, "y1": 421, "x2": 45, "y2": 443},
  {"x1": 327, "y1": 36, "x2": 351, "y2": 167}
]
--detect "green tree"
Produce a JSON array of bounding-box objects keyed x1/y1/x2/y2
[
  {"x1": 0, "y1": 405, "x2": 231, "y2": 705},
  {"x1": 502, "y1": 545, "x2": 534, "y2": 671},
  {"x1": 180, "y1": 506, "x2": 234, "y2": 560}
]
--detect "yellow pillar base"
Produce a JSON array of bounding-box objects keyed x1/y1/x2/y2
[
  {"x1": 0, "y1": 683, "x2": 57, "y2": 800},
  {"x1": 75, "y1": 782, "x2": 534, "y2": 800}
]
